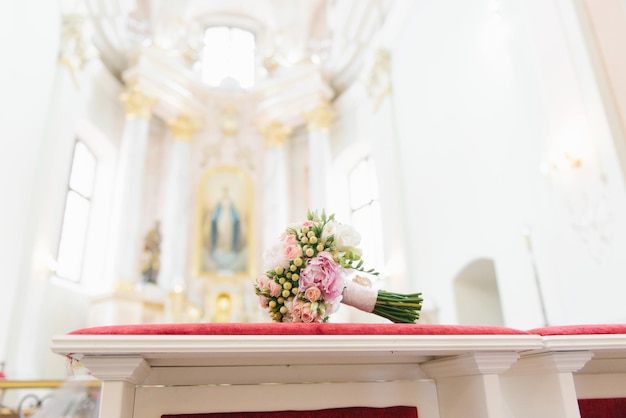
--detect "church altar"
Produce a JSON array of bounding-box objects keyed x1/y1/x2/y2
[{"x1": 50, "y1": 323, "x2": 626, "y2": 418}]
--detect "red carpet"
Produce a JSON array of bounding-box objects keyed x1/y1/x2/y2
[
  {"x1": 69, "y1": 322, "x2": 528, "y2": 336},
  {"x1": 161, "y1": 406, "x2": 417, "y2": 418}
]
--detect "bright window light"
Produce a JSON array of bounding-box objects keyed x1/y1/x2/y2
[
  {"x1": 348, "y1": 157, "x2": 385, "y2": 272},
  {"x1": 202, "y1": 26, "x2": 255, "y2": 88},
  {"x1": 56, "y1": 141, "x2": 96, "y2": 282}
]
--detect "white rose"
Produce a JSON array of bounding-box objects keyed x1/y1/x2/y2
[
  {"x1": 333, "y1": 223, "x2": 361, "y2": 251},
  {"x1": 262, "y1": 241, "x2": 290, "y2": 270},
  {"x1": 321, "y1": 221, "x2": 338, "y2": 242}
]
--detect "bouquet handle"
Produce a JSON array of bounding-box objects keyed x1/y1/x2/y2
[{"x1": 342, "y1": 278, "x2": 423, "y2": 324}]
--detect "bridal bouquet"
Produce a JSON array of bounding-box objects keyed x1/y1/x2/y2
[{"x1": 254, "y1": 210, "x2": 422, "y2": 323}]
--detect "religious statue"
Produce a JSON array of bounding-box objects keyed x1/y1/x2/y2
[{"x1": 141, "y1": 221, "x2": 161, "y2": 284}]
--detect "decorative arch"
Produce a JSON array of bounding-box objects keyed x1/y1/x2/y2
[{"x1": 453, "y1": 258, "x2": 505, "y2": 326}]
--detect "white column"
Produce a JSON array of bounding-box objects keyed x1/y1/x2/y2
[
  {"x1": 261, "y1": 121, "x2": 292, "y2": 249},
  {"x1": 501, "y1": 351, "x2": 593, "y2": 418},
  {"x1": 79, "y1": 356, "x2": 151, "y2": 418},
  {"x1": 421, "y1": 352, "x2": 520, "y2": 418},
  {"x1": 107, "y1": 85, "x2": 156, "y2": 286},
  {"x1": 304, "y1": 100, "x2": 335, "y2": 212},
  {"x1": 159, "y1": 114, "x2": 201, "y2": 292}
]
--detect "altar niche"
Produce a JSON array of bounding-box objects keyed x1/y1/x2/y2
[{"x1": 195, "y1": 166, "x2": 254, "y2": 279}]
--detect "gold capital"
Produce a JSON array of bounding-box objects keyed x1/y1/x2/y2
[
  {"x1": 220, "y1": 107, "x2": 239, "y2": 136},
  {"x1": 120, "y1": 85, "x2": 157, "y2": 120},
  {"x1": 166, "y1": 114, "x2": 202, "y2": 141},
  {"x1": 261, "y1": 121, "x2": 292, "y2": 147},
  {"x1": 304, "y1": 100, "x2": 336, "y2": 132}
]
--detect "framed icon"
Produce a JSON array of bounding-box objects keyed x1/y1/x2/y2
[{"x1": 195, "y1": 166, "x2": 254, "y2": 278}]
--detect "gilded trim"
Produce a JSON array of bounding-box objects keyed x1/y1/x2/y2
[
  {"x1": 304, "y1": 100, "x2": 336, "y2": 132},
  {"x1": 166, "y1": 114, "x2": 202, "y2": 141},
  {"x1": 120, "y1": 85, "x2": 157, "y2": 120},
  {"x1": 261, "y1": 121, "x2": 292, "y2": 147}
]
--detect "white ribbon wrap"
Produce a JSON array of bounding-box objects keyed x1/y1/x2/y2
[{"x1": 341, "y1": 279, "x2": 378, "y2": 313}]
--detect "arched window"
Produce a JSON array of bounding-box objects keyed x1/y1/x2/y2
[
  {"x1": 347, "y1": 156, "x2": 385, "y2": 272},
  {"x1": 56, "y1": 140, "x2": 97, "y2": 282},
  {"x1": 201, "y1": 26, "x2": 255, "y2": 88}
]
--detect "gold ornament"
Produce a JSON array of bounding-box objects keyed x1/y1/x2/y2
[
  {"x1": 304, "y1": 100, "x2": 336, "y2": 132},
  {"x1": 120, "y1": 85, "x2": 157, "y2": 120},
  {"x1": 261, "y1": 121, "x2": 292, "y2": 147},
  {"x1": 220, "y1": 107, "x2": 239, "y2": 136},
  {"x1": 166, "y1": 114, "x2": 202, "y2": 141}
]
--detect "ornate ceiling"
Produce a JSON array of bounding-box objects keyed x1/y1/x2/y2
[
  {"x1": 70, "y1": 0, "x2": 394, "y2": 95},
  {"x1": 55, "y1": 0, "x2": 408, "y2": 140}
]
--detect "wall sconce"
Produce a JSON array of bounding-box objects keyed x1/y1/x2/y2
[{"x1": 541, "y1": 152, "x2": 582, "y2": 175}]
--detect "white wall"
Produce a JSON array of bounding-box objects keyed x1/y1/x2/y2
[
  {"x1": 0, "y1": 0, "x2": 63, "y2": 370},
  {"x1": 0, "y1": 0, "x2": 124, "y2": 378},
  {"x1": 385, "y1": 0, "x2": 626, "y2": 327}
]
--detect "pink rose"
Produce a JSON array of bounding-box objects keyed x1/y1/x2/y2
[
  {"x1": 284, "y1": 243, "x2": 302, "y2": 260},
  {"x1": 304, "y1": 286, "x2": 322, "y2": 302},
  {"x1": 300, "y1": 303, "x2": 314, "y2": 322},
  {"x1": 302, "y1": 220, "x2": 313, "y2": 227},
  {"x1": 268, "y1": 280, "x2": 282, "y2": 297},
  {"x1": 282, "y1": 235, "x2": 301, "y2": 258},
  {"x1": 291, "y1": 299, "x2": 304, "y2": 318},
  {"x1": 258, "y1": 295, "x2": 269, "y2": 308},
  {"x1": 283, "y1": 234, "x2": 297, "y2": 245},
  {"x1": 256, "y1": 275, "x2": 269, "y2": 290},
  {"x1": 300, "y1": 251, "x2": 345, "y2": 301}
]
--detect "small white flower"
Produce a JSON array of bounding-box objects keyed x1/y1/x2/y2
[
  {"x1": 333, "y1": 223, "x2": 361, "y2": 251},
  {"x1": 262, "y1": 241, "x2": 290, "y2": 270},
  {"x1": 324, "y1": 296, "x2": 343, "y2": 315},
  {"x1": 321, "y1": 221, "x2": 338, "y2": 242}
]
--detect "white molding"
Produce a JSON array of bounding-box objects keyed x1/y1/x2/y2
[
  {"x1": 540, "y1": 334, "x2": 626, "y2": 351},
  {"x1": 79, "y1": 355, "x2": 151, "y2": 383},
  {"x1": 421, "y1": 352, "x2": 520, "y2": 378},
  {"x1": 508, "y1": 351, "x2": 594, "y2": 375},
  {"x1": 52, "y1": 333, "x2": 543, "y2": 361}
]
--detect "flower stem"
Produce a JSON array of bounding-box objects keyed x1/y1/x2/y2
[{"x1": 372, "y1": 290, "x2": 423, "y2": 323}]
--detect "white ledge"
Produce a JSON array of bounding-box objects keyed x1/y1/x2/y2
[
  {"x1": 51, "y1": 334, "x2": 544, "y2": 368},
  {"x1": 540, "y1": 334, "x2": 626, "y2": 351},
  {"x1": 52, "y1": 334, "x2": 543, "y2": 355}
]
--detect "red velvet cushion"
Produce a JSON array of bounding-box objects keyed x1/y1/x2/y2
[
  {"x1": 528, "y1": 324, "x2": 626, "y2": 336},
  {"x1": 161, "y1": 406, "x2": 417, "y2": 418},
  {"x1": 578, "y1": 398, "x2": 626, "y2": 418},
  {"x1": 69, "y1": 322, "x2": 528, "y2": 336}
]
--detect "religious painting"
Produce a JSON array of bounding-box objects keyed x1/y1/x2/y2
[{"x1": 196, "y1": 166, "x2": 254, "y2": 278}]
